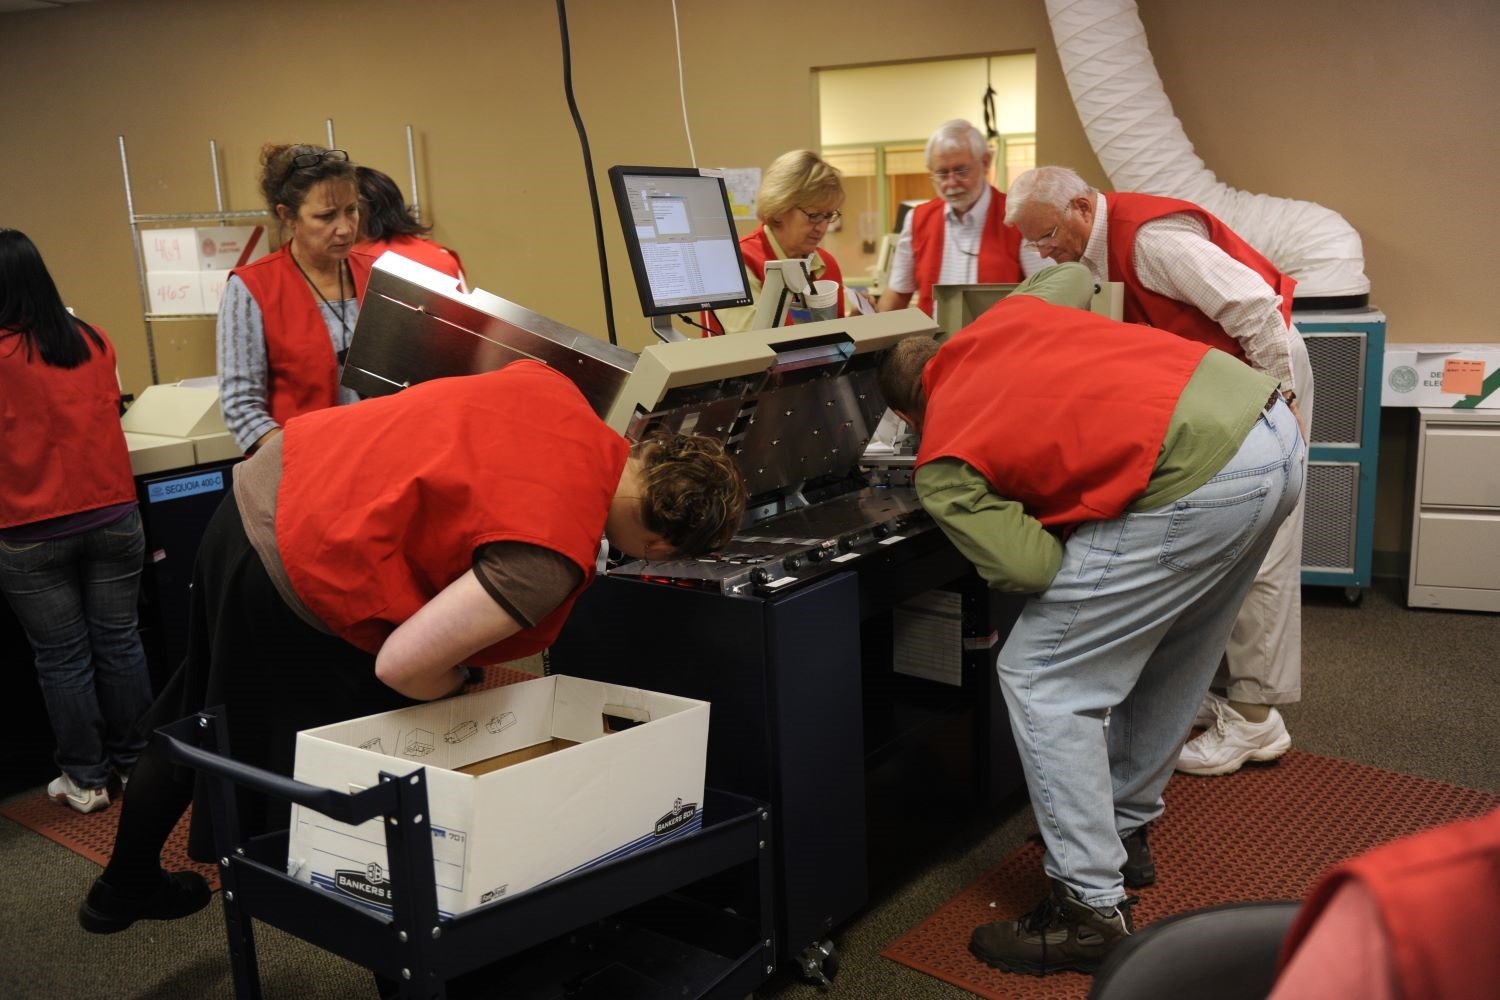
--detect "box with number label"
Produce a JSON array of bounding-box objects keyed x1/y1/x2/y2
[
  {"x1": 287, "y1": 674, "x2": 709, "y2": 917},
  {"x1": 141, "y1": 226, "x2": 268, "y2": 273}
]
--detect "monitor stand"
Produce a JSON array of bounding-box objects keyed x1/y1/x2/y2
[{"x1": 651, "y1": 315, "x2": 688, "y2": 343}]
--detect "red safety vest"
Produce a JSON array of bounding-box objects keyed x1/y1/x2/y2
[
  {"x1": 1106, "y1": 193, "x2": 1297, "y2": 358},
  {"x1": 910, "y1": 187, "x2": 1024, "y2": 316},
  {"x1": 1278, "y1": 807, "x2": 1500, "y2": 999},
  {"x1": 701, "y1": 226, "x2": 844, "y2": 336},
  {"x1": 0, "y1": 325, "x2": 136, "y2": 528},
  {"x1": 916, "y1": 295, "x2": 1209, "y2": 530},
  {"x1": 231, "y1": 247, "x2": 376, "y2": 427},
  {"x1": 276, "y1": 361, "x2": 627, "y2": 663},
  {"x1": 356, "y1": 234, "x2": 466, "y2": 287}
]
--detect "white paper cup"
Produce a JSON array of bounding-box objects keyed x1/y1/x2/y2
[{"x1": 804, "y1": 279, "x2": 839, "y2": 309}]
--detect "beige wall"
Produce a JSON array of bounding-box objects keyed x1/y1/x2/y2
[{"x1": 3, "y1": 0, "x2": 1496, "y2": 558}]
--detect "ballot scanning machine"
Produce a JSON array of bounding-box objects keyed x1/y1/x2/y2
[{"x1": 340, "y1": 188, "x2": 1026, "y2": 982}]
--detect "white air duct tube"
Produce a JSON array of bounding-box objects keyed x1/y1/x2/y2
[{"x1": 1044, "y1": 0, "x2": 1370, "y2": 300}]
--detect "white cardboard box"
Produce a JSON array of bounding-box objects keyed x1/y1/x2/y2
[
  {"x1": 1383, "y1": 343, "x2": 1500, "y2": 408},
  {"x1": 147, "y1": 271, "x2": 206, "y2": 315},
  {"x1": 287, "y1": 674, "x2": 709, "y2": 917},
  {"x1": 141, "y1": 226, "x2": 268, "y2": 272},
  {"x1": 200, "y1": 270, "x2": 232, "y2": 314}
]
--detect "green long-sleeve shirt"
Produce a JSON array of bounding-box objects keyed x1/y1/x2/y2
[{"x1": 915, "y1": 263, "x2": 1276, "y2": 593}]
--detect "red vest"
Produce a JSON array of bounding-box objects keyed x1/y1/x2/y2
[
  {"x1": 910, "y1": 187, "x2": 1024, "y2": 315},
  {"x1": 231, "y1": 247, "x2": 376, "y2": 427},
  {"x1": 356, "y1": 234, "x2": 466, "y2": 286},
  {"x1": 1105, "y1": 193, "x2": 1297, "y2": 359},
  {"x1": 702, "y1": 226, "x2": 845, "y2": 336},
  {"x1": 276, "y1": 361, "x2": 627, "y2": 664},
  {"x1": 1278, "y1": 807, "x2": 1500, "y2": 999},
  {"x1": 916, "y1": 295, "x2": 1209, "y2": 530},
  {"x1": 0, "y1": 325, "x2": 136, "y2": 528}
]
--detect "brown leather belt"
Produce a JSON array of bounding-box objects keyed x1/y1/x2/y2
[{"x1": 1264, "y1": 388, "x2": 1283, "y2": 412}]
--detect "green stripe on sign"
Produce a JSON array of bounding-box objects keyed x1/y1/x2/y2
[{"x1": 1455, "y1": 366, "x2": 1500, "y2": 409}]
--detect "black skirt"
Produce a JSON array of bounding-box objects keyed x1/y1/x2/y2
[{"x1": 147, "y1": 493, "x2": 420, "y2": 859}]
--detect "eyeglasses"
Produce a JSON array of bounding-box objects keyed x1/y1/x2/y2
[
  {"x1": 279, "y1": 149, "x2": 350, "y2": 187},
  {"x1": 930, "y1": 164, "x2": 976, "y2": 183},
  {"x1": 798, "y1": 208, "x2": 842, "y2": 226},
  {"x1": 1022, "y1": 222, "x2": 1063, "y2": 251}
]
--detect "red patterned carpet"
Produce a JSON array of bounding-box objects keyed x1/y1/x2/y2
[
  {"x1": 881, "y1": 749, "x2": 1499, "y2": 999},
  {"x1": 0, "y1": 665, "x2": 539, "y2": 890}
]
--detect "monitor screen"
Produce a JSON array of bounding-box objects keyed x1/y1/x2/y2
[
  {"x1": 609, "y1": 166, "x2": 753, "y2": 317},
  {"x1": 931, "y1": 282, "x2": 1020, "y2": 337}
]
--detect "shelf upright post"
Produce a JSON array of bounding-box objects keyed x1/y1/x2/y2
[
  {"x1": 209, "y1": 139, "x2": 226, "y2": 220},
  {"x1": 118, "y1": 134, "x2": 160, "y2": 385},
  {"x1": 405, "y1": 124, "x2": 420, "y2": 223}
]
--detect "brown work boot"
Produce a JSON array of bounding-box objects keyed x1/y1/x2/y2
[{"x1": 969, "y1": 879, "x2": 1133, "y2": 976}]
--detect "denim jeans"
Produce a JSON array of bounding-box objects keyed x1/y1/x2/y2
[
  {"x1": 996, "y1": 399, "x2": 1306, "y2": 908},
  {"x1": 0, "y1": 507, "x2": 154, "y2": 788}
]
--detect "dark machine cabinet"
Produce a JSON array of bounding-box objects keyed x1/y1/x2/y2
[
  {"x1": 549, "y1": 529, "x2": 1024, "y2": 972},
  {"x1": 134, "y1": 459, "x2": 238, "y2": 689}
]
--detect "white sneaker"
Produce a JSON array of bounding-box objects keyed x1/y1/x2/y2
[
  {"x1": 1193, "y1": 691, "x2": 1228, "y2": 729},
  {"x1": 1177, "y1": 703, "x2": 1292, "y2": 776},
  {"x1": 48, "y1": 774, "x2": 111, "y2": 814}
]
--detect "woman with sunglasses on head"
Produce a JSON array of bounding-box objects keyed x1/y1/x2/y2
[
  {"x1": 702, "y1": 149, "x2": 848, "y2": 335},
  {"x1": 217, "y1": 143, "x2": 372, "y2": 456},
  {"x1": 0, "y1": 228, "x2": 154, "y2": 817}
]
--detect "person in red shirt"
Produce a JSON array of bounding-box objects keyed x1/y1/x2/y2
[
  {"x1": 1005, "y1": 166, "x2": 1313, "y2": 778},
  {"x1": 218, "y1": 143, "x2": 372, "y2": 455},
  {"x1": 876, "y1": 119, "x2": 1024, "y2": 316},
  {"x1": 0, "y1": 229, "x2": 154, "y2": 816},
  {"x1": 878, "y1": 264, "x2": 1304, "y2": 975},
  {"x1": 702, "y1": 149, "x2": 848, "y2": 335},
  {"x1": 354, "y1": 165, "x2": 467, "y2": 290},
  {"x1": 77, "y1": 362, "x2": 746, "y2": 935},
  {"x1": 1272, "y1": 807, "x2": 1500, "y2": 999}
]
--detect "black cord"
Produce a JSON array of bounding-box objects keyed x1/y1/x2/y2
[
  {"x1": 556, "y1": 0, "x2": 617, "y2": 346},
  {"x1": 677, "y1": 312, "x2": 715, "y2": 335},
  {"x1": 982, "y1": 57, "x2": 1000, "y2": 141}
]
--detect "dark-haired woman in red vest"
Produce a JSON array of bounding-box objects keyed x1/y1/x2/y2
[
  {"x1": 703, "y1": 150, "x2": 849, "y2": 335},
  {"x1": 217, "y1": 142, "x2": 374, "y2": 456},
  {"x1": 79, "y1": 362, "x2": 747, "y2": 934},
  {"x1": 0, "y1": 229, "x2": 154, "y2": 818},
  {"x1": 353, "y1": 165, "x2": 467, "y2": 290}
]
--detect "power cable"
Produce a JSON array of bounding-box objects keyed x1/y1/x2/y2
[{"x1": 555, "y1": 0, "x2": 618, "y2": 345}]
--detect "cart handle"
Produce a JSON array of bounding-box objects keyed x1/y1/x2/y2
[{"x1": 156, "y1": 711, "x2": 411, "y2": 828}]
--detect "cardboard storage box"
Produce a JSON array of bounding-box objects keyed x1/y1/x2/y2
[
  {"x1": 147, "y1": 271, "x2": 206, "y2": 315},
  {"x1": 287, "y1": 674, "x2": 709, "y2": 917},
  {"x1": 1383, "y1": 343, "x2": 1500, "y2": 408},
  {"x1": 141, "y1": 226, "x2": 268, "y2": 272}
]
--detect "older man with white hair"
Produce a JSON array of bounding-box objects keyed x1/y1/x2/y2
[
  {"x1": 876, "y1": 119, "x2": 1025, "y2": 315},
  {"x1": 1004, "y1": 164, "x2": 1315, "y2": 782}
]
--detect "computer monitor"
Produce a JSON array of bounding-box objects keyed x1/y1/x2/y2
[
  {"x1": 893, "y1": 199, "x2": 926, "y2": 235},
  {"x1": 931, "y1": 283, "x2": 1020, "y2": 337},
  {"x1": 609, "y1": 166, "x2": 753, "y2": 341}
]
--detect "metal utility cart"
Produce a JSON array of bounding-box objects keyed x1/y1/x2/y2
[{"x1": 159, "y1": 709, "x2": 775, "y2": 1000}]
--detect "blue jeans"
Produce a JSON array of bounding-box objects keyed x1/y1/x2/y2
[
  {"x1": 0, "y1": 507, "x2": 154, "y2": 788},
  {"x1": 996, "y1": 399, "x2": 1305, "y2": 908}
]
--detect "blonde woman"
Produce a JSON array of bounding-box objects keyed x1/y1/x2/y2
[{"x1": 705, "y1": 150, "x2": 847, "y2": 335}]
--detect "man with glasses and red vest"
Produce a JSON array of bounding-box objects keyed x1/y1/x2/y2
[
  {"x1": 1005, "y1": 165, "x2": 1314, "y2": 782},
  {"x1": 877, "y1": 119, "x2": 1026, "y2": 316}
]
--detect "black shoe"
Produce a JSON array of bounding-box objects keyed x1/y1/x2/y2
[
  {"x1": 969, "y1": 880, "x2": 1134, "y2": 976},
  {"x1": 1122, "y1": 824, "x2": 1157, "y2": 888},
  {"x1": 79, "y1": 871, "x2": 212, "y2": 934}
]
